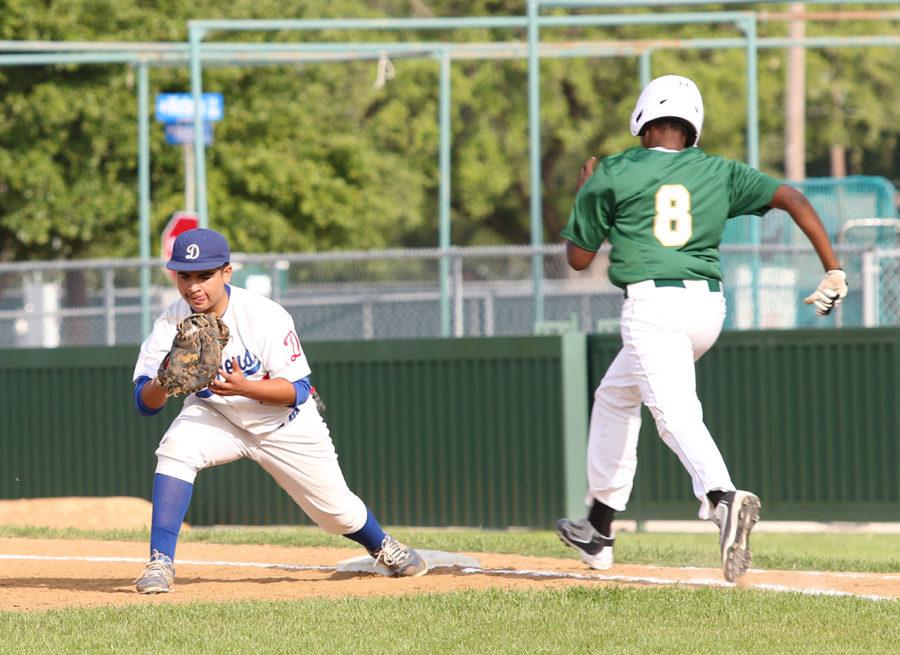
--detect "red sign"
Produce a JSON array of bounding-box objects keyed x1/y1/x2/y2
[{"x1": 161, "y1": 211, "x2": 199, "y2": 261}]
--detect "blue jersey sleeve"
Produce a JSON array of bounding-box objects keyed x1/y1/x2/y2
[
  {"x1": 134, "y1": 376, "x2": 163, "y2": 417},
  {"x1": 292, "y1": 376, "x2": 311, "y2": 407}
]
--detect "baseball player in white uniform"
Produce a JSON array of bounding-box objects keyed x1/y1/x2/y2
[
  {"x1": 132, "y1": 228, "x2": 427, "y2": 593},
  {"x1": 556, "y1": 75, "x2": 847, "y2": 582}
]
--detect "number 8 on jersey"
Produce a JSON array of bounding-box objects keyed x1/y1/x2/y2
[{"x1": 654, "y1": 184, "x2": 693, "y2": 247}]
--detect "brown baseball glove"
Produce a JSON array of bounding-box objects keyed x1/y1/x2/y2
[{"x1": 156, "y1": 313, "x2": 230, "y2": 397}]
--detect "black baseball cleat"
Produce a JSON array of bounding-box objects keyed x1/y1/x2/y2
[
  {"x1": 556, "y1": 518, "x2": 614, "y2": 570},
  {"x1": 714, "y1": 490, "x2": 761, "y2": 582}
]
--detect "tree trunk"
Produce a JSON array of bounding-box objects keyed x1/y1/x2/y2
[
  {"x1": 63, "y1": 269, "x2": 90, "y2": 346},
  {"x1": 830, "y1": 144, "x2": 847, "y2": 178}
]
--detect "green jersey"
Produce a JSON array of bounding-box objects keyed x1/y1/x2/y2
[{"x1": 561, "y1": 147, "x2": 781, "y2": 287}]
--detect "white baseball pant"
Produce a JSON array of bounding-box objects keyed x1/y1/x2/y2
[
  {"x1": 154, "y1": 397, "x2": 368, "y2": 534},
  {"x1": 586, "y1": 279, "x2": 735, "y2": 520}
]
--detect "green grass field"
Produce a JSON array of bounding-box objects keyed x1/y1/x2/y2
[{"x1": 2, "y1": 526, "x2": 898, "y2": 654}]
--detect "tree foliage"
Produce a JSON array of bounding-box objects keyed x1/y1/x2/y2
[{"x1": 0, "y1": 0, "x2": 896, "y2": 261}]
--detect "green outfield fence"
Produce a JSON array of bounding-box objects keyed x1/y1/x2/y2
[
  {"x1": 0, "y1": 336, "x2": 588, "y2": 528},
  {"x1": 590, "y1": 328, "x2": 900, "y2": 522},
  {"x1": 1, "y1": 329, "x2": 898, "y2": 527}
]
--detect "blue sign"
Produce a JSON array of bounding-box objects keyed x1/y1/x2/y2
[
  {"x1": 164, "y1": 122, "x2": 214, "y2": 146},
  {"x1": 155, "y1": 93, "x2": 224, "y2": 123}
]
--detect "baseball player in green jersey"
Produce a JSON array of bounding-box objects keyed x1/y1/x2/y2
[{"x1": 555, "y1": 75, "x2": 847, "y2": 582}]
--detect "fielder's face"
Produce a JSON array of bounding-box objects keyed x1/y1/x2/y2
[{"x1": 175, "y1": 264, "x2": 233, "y2": 316}]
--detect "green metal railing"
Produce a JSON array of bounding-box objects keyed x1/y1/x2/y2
[
  {"x1": 185, "y1": 8, "x2": 760, "y2": 330},
  {"x1": 1, "y1": 5, "x2": 897, "y2": 336}
]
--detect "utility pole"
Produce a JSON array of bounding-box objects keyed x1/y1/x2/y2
[
  {"x1": 785, "y1": 2, "x2": 805, "y2": 181},
  {"x1": 830, "y1": 84, "x2": 848, "y2": 178}
]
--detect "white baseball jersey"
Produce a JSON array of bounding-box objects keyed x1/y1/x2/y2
[
  {"x1": 135, "y1": 284, "x2": 368, "y2": 536},
  {"x1": 133, "y1": 284, "x2": 311, "y2": 435}
]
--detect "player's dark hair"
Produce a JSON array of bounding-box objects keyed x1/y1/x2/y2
[{"x1": 640, "y1": 117, "x2": 696, "y2": 147}]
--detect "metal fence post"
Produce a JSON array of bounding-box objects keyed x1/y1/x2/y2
[
  {"x1": 742, "y1": 14, "x2": 760, "y2": 170},
  {"x1": 137, "y1": 62, "x2": 152, "y2": 339},
  {"x1": 104, "y1": 268, "x2": 116, "y2": 346},
  {"x1": 527, "y1": 0, "x2": 545, "y2": 330},
  {"x1": 453, "y1": 254, "x2": 465, "y2": 337},
  {"x1": 484, "y1": 291, "x2": 495, "y2": 337},
  {"x1": 639, "y1": 48, "x2": 652, "y2": 87},
  {"x1": 189, "y1": 24, "x2": 210, "y2": 227},
  {"x1": 438, "y1": 49, "x2": 453, "y2": 338},
  {"x1": 862, "y1": 249, "x2": 880, "y2": 327},
  {"x1": 740, "y1": 14, "x2": 762, "y2": 328}
]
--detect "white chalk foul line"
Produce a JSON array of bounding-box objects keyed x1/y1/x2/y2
[
  {"x1": 459, "y1": 566, "x2": 731, "y2": 588},
  {"x1": 0, "y1": 554, "x2": 895, "y2": 602},
  {"x1": 803, "y1": 571, "x2": 900, "y2": 581},
  {"x1": 651, "y1": 566, "x2": 900, "y2": 583},
  {"x1": 457, "y1": 566, "x2": 897, "y2": 602},
  {"x1": 0, "y1": 554, "x2": 333, "y2": 572}
]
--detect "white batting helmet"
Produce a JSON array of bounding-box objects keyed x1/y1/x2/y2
[{"x1": 629, "y1": 75, "x2": 704, "y2": 146}]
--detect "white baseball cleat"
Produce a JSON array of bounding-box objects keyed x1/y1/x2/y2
[
  {"x1": 135, "y1": 550, "x2": 176, "y2": 594},
  {"x1": 714, "y1": 490, "x2": 761, "y2": 583},
  {"x1": 370, "y1": 535, "x2": 428, "y2": 578},
  {"x1": 556, "y1": 518, "x2": 614, "y2": 570}
]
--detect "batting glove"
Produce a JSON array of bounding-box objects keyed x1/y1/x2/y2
[{"x1": 804, "y1": 269, "x2": 847, "y2": 317}]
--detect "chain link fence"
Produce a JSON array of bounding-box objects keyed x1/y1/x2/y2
[
  {"x1": 2, "y1": 175, "x2": 895, "y2": 348},
  {"x1": 2, "y1": 239, "x2": 898, "y2": 349},
  {"x1": 863, "y1": 247, "x2": 900, "y2": 327}
]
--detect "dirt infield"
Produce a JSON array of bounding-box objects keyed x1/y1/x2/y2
[
  {"x1": 0, "y1": 497, "x2": 190, "y2": 532},
  {"x1": 0, "y1": 498, "x2": 897, "y2": 611},
  {"x1": 1, "y1": 537, "x2": 898, "y2": 612}
]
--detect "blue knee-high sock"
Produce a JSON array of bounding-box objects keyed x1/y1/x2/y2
[
  {"x1": 150, "y1": 473, "x2": 193, "y2": 561},
  {"x1": 343, "y1": 508, "x2": 387, "y2": 553}
]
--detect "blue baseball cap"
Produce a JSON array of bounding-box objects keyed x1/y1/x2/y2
[{"x1": 166, "y1": 228, "x2": 231, "y2": 271}]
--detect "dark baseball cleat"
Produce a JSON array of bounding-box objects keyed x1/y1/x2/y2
[
  {"x1": 556, "y1": 518, "x2": 614, "y2": 570},
  {"x1": 370, "y1": 535, "x2": 428, "y2": 578},
  {"x1": 135, "y1": 550, "x2": 175, "y2": 594},
  {"x1": 714, "y1": 490, "x2": 761, "y2": 583}
]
